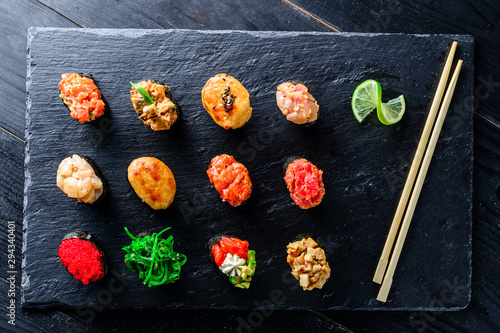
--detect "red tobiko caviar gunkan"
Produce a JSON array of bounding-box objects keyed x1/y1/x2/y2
[{"x1": 58, "y1": 231, "x2": 107, "y2": 285}]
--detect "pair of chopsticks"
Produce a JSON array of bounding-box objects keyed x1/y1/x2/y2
[{"x1": 373, "y1": 41, "x2": 463, "y2": 302}]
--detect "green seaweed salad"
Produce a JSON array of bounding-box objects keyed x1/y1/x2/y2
[{"x1": 122, "y1": 227, "x2": 187, "y2": 287}]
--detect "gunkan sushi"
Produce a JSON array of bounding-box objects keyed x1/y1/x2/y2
[
  {"x1": 208, "y1": 235, "x2": 256, "y2": 289},
  {"x1": 58, "y1": 231, "x2": 107, "y2": 285},
  {"x1": 127, "y1": 157, "x2": 176, "y2": 210},
  {"x1": 202, "y1": 74, "x2": 252, "y2": 129},
  {"x1": 283, "y1": 157, "x2": 325, "y2": 209},
  {"x1": 130, "y1": 80, "x2": 179, "y2": 131},
  {"x1": 207, "y1": 154, "x2": 252, "y2": 207},
  {"x1": 122, "y1": 227, "x2": 187, "y2": 287},
  {"x1": 276, "y1": 81, "x2": 319, "y2": 126},
  {"x1": 286, "y1": 234, "x2": 331, "y2": 291},
  {"x1": 58, "y1": 73, "x2": 106, "y2": 124},
  {"x1": 56, "y1": 154, "x2": 106, "y2": 204}
]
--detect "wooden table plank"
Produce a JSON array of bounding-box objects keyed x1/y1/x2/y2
[
  {"x1": 472, "y1": 116, "x2": 500, "y2": 269},
  {"x1": 0, "y1": 284, "x2": 94, "y2": 333},
  {"x1": 63, "y1": 309, "x2": 353, "y2": 333},
  {"x1": 38, "y1": 0, "x2": 331, "y2": 31},
  {"x1": 0, "y1": 0, "x2": 79, "y2": 138},
  {"x1": 0, "y1": 129, "x2": 24, "y2": 284}
]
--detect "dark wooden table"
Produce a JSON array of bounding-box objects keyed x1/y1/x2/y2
[{"x1": 1, "y1": 1, "x2": 499, "y2": 332}]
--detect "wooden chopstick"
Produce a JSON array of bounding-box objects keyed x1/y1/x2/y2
[
  {"x1": 373, "y1": 41, "x2": 458, "y2": 284},
  {"x1": 377, "y1": 59, "x2": 464, "y2": 302}
]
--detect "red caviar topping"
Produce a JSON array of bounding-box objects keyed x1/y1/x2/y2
[
  {"x1": 58, "y1": 238, "x2": 105, "y2": 285},
  {"x1": 284, "y1": 159, "x2": 325, "y2": 209},
  {"x1": 207, "y1": 154, "x2": 252, "y2": 207}
]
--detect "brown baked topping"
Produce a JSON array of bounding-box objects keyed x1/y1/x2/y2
[
  {"x1": 286, "y1": 237, "x2": 331, "y2": 291},
  {"x1": 130, "y1": 80, "x2": 178, "y2": 131}
]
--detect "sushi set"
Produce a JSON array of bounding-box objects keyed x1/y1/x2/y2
[{"x1": 23, "y1": 28, "x2": 474, "y2": 310}]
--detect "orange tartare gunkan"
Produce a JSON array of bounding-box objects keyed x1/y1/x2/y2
[
  {"x1": 284, "y1": 158, "x2": 325, "y2": 209},
  {"x1": 58, "y1": 73, "x2": 106, "y2": 123},
  {"x1": 207, "y1": 154, "x2": 252, "y2": 207}
]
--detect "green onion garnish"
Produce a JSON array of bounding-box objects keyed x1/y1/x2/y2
[
  {"x1": 130, "y1": 81, "x2": 154, "y2": 105},
  {"x1": 122, "y1": 227, "x2": 187, "y2": 287}
]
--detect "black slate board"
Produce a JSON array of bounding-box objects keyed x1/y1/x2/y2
[{"x1": 23, "y1": 28, "x2": 474, "y2": 310}]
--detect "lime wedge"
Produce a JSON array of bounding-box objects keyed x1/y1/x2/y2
[
  {"x1": 378, "y1": 95, "x2": 405, "y2": 125},
  {"x1": 351, "y1": 79, "x2": 382, "y2": 123}
]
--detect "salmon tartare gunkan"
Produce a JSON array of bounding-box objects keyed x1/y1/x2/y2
[
  {"x1": 207, "y1": 154, "x2": 252, "y2": 207},
  {"x1": 284, "y1": 157, "x2": 325, "y2": 209},
  {"x1": 58, "y1": 73, "x2": 106, "y2": 124}
]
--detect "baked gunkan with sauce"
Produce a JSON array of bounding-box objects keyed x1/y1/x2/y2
[
  {"x1": 276, "y1": 80, "x2": 319, "y2": 126},
  {"x1": 207, "y1": 154, "x2": 252, "y2": 207},
  {"x1": 58, "y1": 73, "x2": 106, "y2": 124},
  {"x1": 127, "y1": 157, "x2": 176, "y2": 210},
  {"x1": 202, "y1": 73, "x2": 252, "y2": 129},
  {"x1": 130, "y1": 80, "x2": 180, "y2": 131}
]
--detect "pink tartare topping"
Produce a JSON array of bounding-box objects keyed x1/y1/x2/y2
[{"x1": 276, "y1": 82, "x2": 319, "y2": 124}]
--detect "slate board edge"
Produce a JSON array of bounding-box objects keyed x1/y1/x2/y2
[
  {"x1": 27, "y1": 26, "x2": 475, "y2": 42},
  {"x1": 21, "y1": 301, "x2": 468, "y2": 312},
  {"x1": 21, "y1": 27, "x2": 35, "y2": 306},
  {"x1": 21, "y1": 28, "x2": 474, "y2": 311},
  {"x1": 463, "y1": 35, "x2": 475, "y2": 311}
]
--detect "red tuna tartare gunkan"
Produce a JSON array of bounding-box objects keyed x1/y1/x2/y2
[
  {"x1": 59, "y1": 73, "x2": 106, "y2": 123},
  {"x1": 207, "y1": 154, "x2": 252, "y2": 207},
  {"x1": 284, "y1": 158, "x2": 325, "y2": 209}
]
